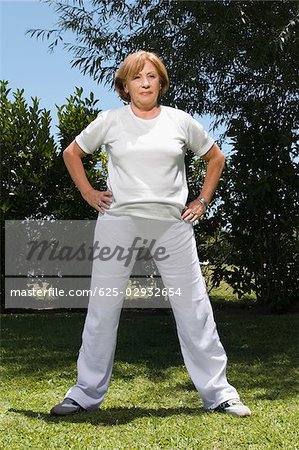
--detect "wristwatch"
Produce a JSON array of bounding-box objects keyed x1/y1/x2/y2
[{"x1": 198, "y1": 197, "x2": 208, "y2": 212}]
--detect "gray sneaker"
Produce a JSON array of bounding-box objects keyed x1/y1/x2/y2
[
  {"x1": 213, "y1": 398, "x2": 251, "y2": 417},
  {"x1": 50, "y1": 397, "x2": 86, "y2": 416}
]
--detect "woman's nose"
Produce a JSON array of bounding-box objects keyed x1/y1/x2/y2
[{"x1": 141, "y1": 78, "x2": 150, "y2": 87}]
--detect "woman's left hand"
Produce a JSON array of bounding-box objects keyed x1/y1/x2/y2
[{"x1": 181, "y1": 198, "x2": 205, "y2": 222}]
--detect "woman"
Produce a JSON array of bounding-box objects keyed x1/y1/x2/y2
[{"x1": 51, "y1": 51, "x2": 251, "y2": 417}]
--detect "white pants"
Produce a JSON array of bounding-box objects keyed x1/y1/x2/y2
[{"x1": 65, "y1": 214, "x2": 239, "y2": 410}]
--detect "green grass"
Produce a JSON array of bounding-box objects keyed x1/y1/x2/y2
[{"x1": 1, "y1": 309, "x2": 298, "y2": 449}]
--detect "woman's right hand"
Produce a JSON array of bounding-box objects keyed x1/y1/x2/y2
[{"x1": 81, "y1": 189, "x2": 113, "y2": 214}]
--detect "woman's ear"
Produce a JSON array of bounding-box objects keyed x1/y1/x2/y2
[{"x1": 124, "y1": 83, "x2": 129, "y2": 94}]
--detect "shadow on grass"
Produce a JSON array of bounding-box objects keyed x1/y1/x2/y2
[
  {"x1": 8, "y1": 406, "x2": 206, "y2": 425},
  {"x1": 2, "y1": 312, "x2": 299, "y2": 401}
]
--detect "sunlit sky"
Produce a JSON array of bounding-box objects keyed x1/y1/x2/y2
[{"x1": 0, "y1": 0, "x2": 123, "y2": 137}]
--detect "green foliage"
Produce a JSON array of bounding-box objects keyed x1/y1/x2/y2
[
  {"x1": 0, "y1": 81, "x2": 107, "y2": 311},
  {"x1": 214, "y1": 104, "x2": 298, "y2": 311},
  {"x1": 26, "y1": 1, "x2": 299, "y2": 114},
  {"x1": 0, "y1": 80, "x2": 57, "y2": 219},
  {"x1": 0, "y1": 82, "x2": 107, "y2": 221},
  {"x1": 47, "y1": 87, "x2": 107, "y2": 219},
  {"x1": 0, "y1": 80, "x2": 55, "y2": 312}
]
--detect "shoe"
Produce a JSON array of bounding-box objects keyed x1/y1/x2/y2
[
  {"x1": 213, "y1": 398, "x2": 251, "y2": 417},
  {"x1": 50, "y1": 397, "x2": 86, "y2": 416}
]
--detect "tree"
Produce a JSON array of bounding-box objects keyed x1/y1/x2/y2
[
  {"x1": 0, "y1": 80, "x2": 57, "y2": 220},
  {"x1": 28, "y1": 1, "x2": 299, "y2": 310},
  {"x1": 46, "y1": 87, "x2": 107, "y2": 220},
  {"x1": 0, "y1": 82, "x2": 106, "y2": 221},
  {"x1": 213, "y1": 102, "x2": 298, "y2": 311},
  {"x1": 0, "y1": 82, "x2": 107, "y2": 311},
  {"x1": 0, "y1": 80, "x2": 56, "y2": 311},
  {"x1": 27, "y1": 1, "x2": 298, "y2": 113}
]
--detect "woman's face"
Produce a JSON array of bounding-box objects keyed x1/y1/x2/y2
[{"x1": 124, "y1": 60, "x2": 161, "y2": 110}]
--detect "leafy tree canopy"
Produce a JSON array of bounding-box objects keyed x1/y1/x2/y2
[{"x1": 29, "y1": 0, "x2": 298, "y2": 119}]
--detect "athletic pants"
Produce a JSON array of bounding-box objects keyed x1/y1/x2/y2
[{"x1": 65, "y1": 213, "x2": 239, "y2": 409}]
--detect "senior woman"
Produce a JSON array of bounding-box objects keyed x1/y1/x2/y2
[{"x1": 51, "y1": 51, "x2": 251, "y2": 417}]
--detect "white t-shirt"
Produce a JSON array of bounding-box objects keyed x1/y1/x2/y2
[{"x1": 76, "y1": 105, "x2": 214, "y2": 221}]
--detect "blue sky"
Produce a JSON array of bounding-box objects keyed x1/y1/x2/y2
[
  {"x1": 1, "y1": 0, "x2": 221, "y2": 142},
  {"x1": 0, "y1": 0, "x2": 123, "y2": 137}
]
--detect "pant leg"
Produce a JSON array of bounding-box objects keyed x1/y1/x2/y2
[
  {"x1": 65, "y1": 214, "x2": 144, "y2": 410},
  {"x1": 147, "y1": 219, "x2": 239, "y2": 409}
]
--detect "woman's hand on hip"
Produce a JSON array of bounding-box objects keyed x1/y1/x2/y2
[
  {"x1": 181, "y1": 199, "x2": 205, "y2": 222},
  {"x1": 81, "y1": 189, "x2": 113, "y2": 214}
]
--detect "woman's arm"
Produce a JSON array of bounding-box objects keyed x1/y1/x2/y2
[
  {"x1": 181, "y1": 143, "x2": 225, "y2": 222},
  {"x1": 63, "y1": 140, "x2": 113, "y2": 214}
]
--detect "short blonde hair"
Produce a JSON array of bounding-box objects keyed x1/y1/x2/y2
[{"x1": 114, "y1": 50, "x2": 169, "y2": 101}]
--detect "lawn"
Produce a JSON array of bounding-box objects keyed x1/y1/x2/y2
[{"x1": 0, "y1": 308, "x2": 298, "y2": 449}]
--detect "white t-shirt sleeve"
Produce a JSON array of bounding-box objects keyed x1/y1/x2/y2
[
  {"x1": 185, "y1": 114, "x2": 215, "y2": 157},
  {"x1": 75, "y1": 110, "x2": 110, "y2": 154}
]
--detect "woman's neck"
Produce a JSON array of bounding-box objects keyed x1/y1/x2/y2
[{"x1": 130, "y1": 102, "x2": 161, "y2": 120}]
